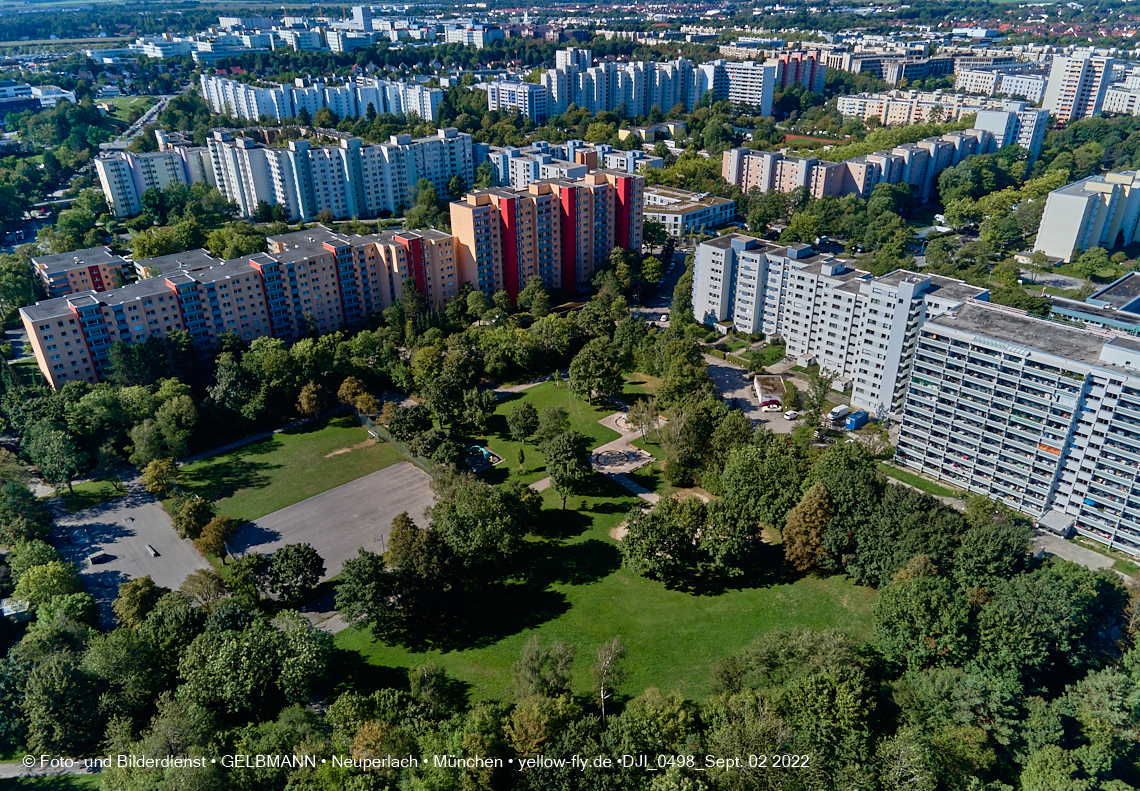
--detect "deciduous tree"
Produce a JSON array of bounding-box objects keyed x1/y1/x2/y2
[{"x1": 783, "y1": 483, "x2": 831, "y2": 572}]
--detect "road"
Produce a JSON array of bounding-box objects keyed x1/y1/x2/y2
[{"x1": 53, "y1": 474, "x2": 209, "y2": 626}]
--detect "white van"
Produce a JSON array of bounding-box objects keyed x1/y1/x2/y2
[{"x1": 827, "y1": 404, "x2": 850, "y2": 422}]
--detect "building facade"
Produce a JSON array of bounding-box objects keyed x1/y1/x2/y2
[
  {"x1": 643, "y1": 186, "x2": 735, "y2": 237},
  {"x1": 20, "y1": 226, "x2": 458, "y2": 389},
  {"x1": 1043, "y1": 54, "x2": 1116, "y2": 124},
  {"x1": 897, "y1": 299, "x2": 1140, "y2": 556},
  {"x1": 95, "y1": 147, "x2": 216, "y2": 218},
  {"x1": 205, "y1": 127, "x2": 473, "y2": 221},
  {"x1": 692, "y1": 233, "x2": 988, "y2": 417},
  {"x1": 200, "y1": 74, "x2": 445, "y2": 122},
  {"x1": 449, "y1": 171, "x2": 643, "y2": 299},
  {"x1": 722, "y1": 128, "x2": 997, "y2": 204},
  {"x1": 32, "y1": 247, "x2": 132, "y2": 298},
  {"x1": 1034, "y1": 171, "x2": 1140, "y2": 262}
]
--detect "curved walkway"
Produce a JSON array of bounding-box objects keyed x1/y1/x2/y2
[{"x1": 530, "y1": 411, "x2": 659, "y2": 504}]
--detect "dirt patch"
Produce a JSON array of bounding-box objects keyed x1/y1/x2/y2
[
  {"x1": 324, "y1": 439, "x2": 375, "y2": 458},
  {"x1": 609, "y1": 523, "x2": 628, "y2": 542}
]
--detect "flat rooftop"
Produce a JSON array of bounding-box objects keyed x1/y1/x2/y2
[
  {"x1": 928, "y1": 301, "x2": 1111, "y2": 367},
  {"x1": 644, "y1": 185, "x2": 734, "y2": 213},
  {"x1": 1091, "y1": 272, "x2": 1140, "y2": 311},
  {"x1": 32, "y1": 246, "x2": 125, "y2": 275},
  {"x1": 135, "y1": 248, "x2": 220, "y2": 275}
]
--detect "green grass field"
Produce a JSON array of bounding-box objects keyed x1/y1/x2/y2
[
  {"x1": 622, "y1": 372, "x2": 662, "y2": 398},
  {"x1": 476, "y1": 380, "x2": 622, "y2": 486},
  {"x1": 59, "y1": 478, "x2": 125, "y2": 513},
  {"x1": 176, "y1": 416, "x2": 403, "y2": 522},
  {"x1": 334, "y1": 477, "x2": 877, "y2": 701},
  {"x1": 102, "y1": 95, "x2": 157, "y2": 123},
  {"x1": 878, "y1": 462, "x2": 963, "y2": 499}
]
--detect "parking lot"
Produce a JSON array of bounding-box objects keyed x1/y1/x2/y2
[
  {"x1": 53, "y1": 476, "x2": 209, "y2": 624},
  {"x1": 229, "y1": 461, "x2": 435, "y2": 579}
]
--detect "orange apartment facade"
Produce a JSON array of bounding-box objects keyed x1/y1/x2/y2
[
  {"x1": 20, "y1": 226, "x2": 457, "y2": 388},
  {"x1": 450, "y1": 170, "x2": 644, "y2": 300}
]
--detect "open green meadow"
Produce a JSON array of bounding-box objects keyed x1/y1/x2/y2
[
  {"x1": 475, "y1": 380, "x2": 622, "y2": 485},
  {"x1": 176, "y1": 416, "x2": 403, "y2": 522},
  {"x1": 333, "y1": 478, "x2": 877, "y2": 701}
]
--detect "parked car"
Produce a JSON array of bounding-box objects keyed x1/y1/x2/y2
[
  {"x1": 784, "y1": 410, "x2": 799, "y2": 420},
  {"x1": 761, "y1": 404, "x2": 781, "y2": 412}
]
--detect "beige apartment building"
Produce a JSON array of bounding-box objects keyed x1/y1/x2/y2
[{"x1": 20, "y1": 226, "x2": 457, "y2": 389}]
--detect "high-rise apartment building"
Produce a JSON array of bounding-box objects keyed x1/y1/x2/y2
[
  {"x1": 205, "y1": 128, "x2": 473, "y2": 221},
  {"x1": 972, "y1": 101, "x2": 1049, "y2": 162},
  {"x1": 692, "y1": 234, "x2": 987, "y2": 417},
  {"x1": 775, "y1": 51, "x2": 826, "y2": 94},
  {"x1": 1033, "y1": 171, "x2": 1140, "y2": 262},
  {"x1": 449, "y1": 171, "x2": 643, "y2": 298},
  {"x1": 1043, "y1": 53, "x2": 1116, "y2": 124},
  {"x1": 693, "y1": 232, "x2": 1140, "y2": 557},
  {"x1": 200, "y1": 74, "x2": 445, "y2": 122},
  {"x1": 722, "y1": 60, "x2": 778, "y2": 114},
  {"x1": 722, "y1": 128, "x2": 996, "y2": 204},
  {"x1": 95, "y1": 147, "x2": 216, "y2": 217},
  {"x1": 524, "y1": 48, "x2": 811, "y2": 120},
  {"x1": 20, "y1": 226, "x2": 458, "y2": 389},
  {"x1": 897, "y1": 299, "x2": 1140, "y2": 556},
  {"x1": 485, "y1": 79, "x2": 550, "y2": 123}
]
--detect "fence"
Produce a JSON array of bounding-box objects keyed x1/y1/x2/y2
[{"x1": 355, "y1": 411, "x2": 435, "y2": 474}]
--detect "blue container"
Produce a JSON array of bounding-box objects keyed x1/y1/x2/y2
[{"x1": 845, "y1": 410, "x2": 869, "y2": 430}]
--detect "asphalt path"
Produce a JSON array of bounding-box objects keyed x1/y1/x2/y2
[{"x1": 54, "y1": 474, "x2": 208, "y2": 626}]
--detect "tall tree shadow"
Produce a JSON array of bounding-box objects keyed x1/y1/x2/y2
[{"x1": 180, "y1": 457, "x2": 282, "y2": 502}]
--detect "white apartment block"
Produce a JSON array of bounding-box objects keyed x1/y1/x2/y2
[
  {"x1": 1104, "y1": 85, "x2": 1140, "y2": 116},
  {"x1": 643, "y1": 186, "x2": 735, "y2": 238},
  {"x1": 200, "y1": 74, "x2": 445, "y2": 122},
  {"x1": 693, "y1": 234, "x2": 988, "y2": 418},
  {"x1": 954, "y1": 69, "x2": 1047, "y2": 104},
  {"x1": 485, "y1": 79, "x2": 549, "y2": 123},
  {"x1": 898, "y1": 299, "x2": 1140, "y2": 557},
  {"x1": 30, "y1": 86, "x2": 76, "y2": 107},
  {"x1": 275, "y1": 29, "x2": 324, "y2": 51},
  {"x1": 443, "y1": 25, "x2": 503, "y2": 48},
  {"x1": 972, "y1": 101, "x2": 1049, "y2": 162},
  {"x1": 1034, "y1": 171, "x2": 1140, "y2": 262},
  {"x1": 95, "y1": 148, "x2": 216, "y2": 217},
  {"x1": 1043, "y1": 53, "x2": 1116, "y2": 124},
  {"x1": 525, "y1": 48, "x2": 794, "y2": 120},
  {"x1": 206, "y1": 127, "x2": 473, "y2": 221},
  {"x1": 722, "y1": 60, "x2": 777, "y2": 115},
  {"x1": 836, "y1": 90, "x2": 1008, "y2": 125}
]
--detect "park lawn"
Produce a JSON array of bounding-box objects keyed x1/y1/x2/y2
[
  {"x1": 626, "y1": 458, "x2": 668, "y2": 496},
  {"x1": 623, "y1": 372, "x2": 662, "y2": 398},
  {"x1": 475, "y1": 380, "x2": 621, "y2": 486},
  {"x1": 104, "y1": 95, "x2": 157, "y2": 122},
  {"x1": 175, "y1": 416, "x2": 403, "y2": 522},
  {"x1": 334, "y1": 476, "x2": 877, "y2": 701},
  {"x1": 59, "y1": 478, "x2": 125, "y2": 513},
  {"x1": 878, "y1": 462, "x2": 963, "y2": 499}
]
